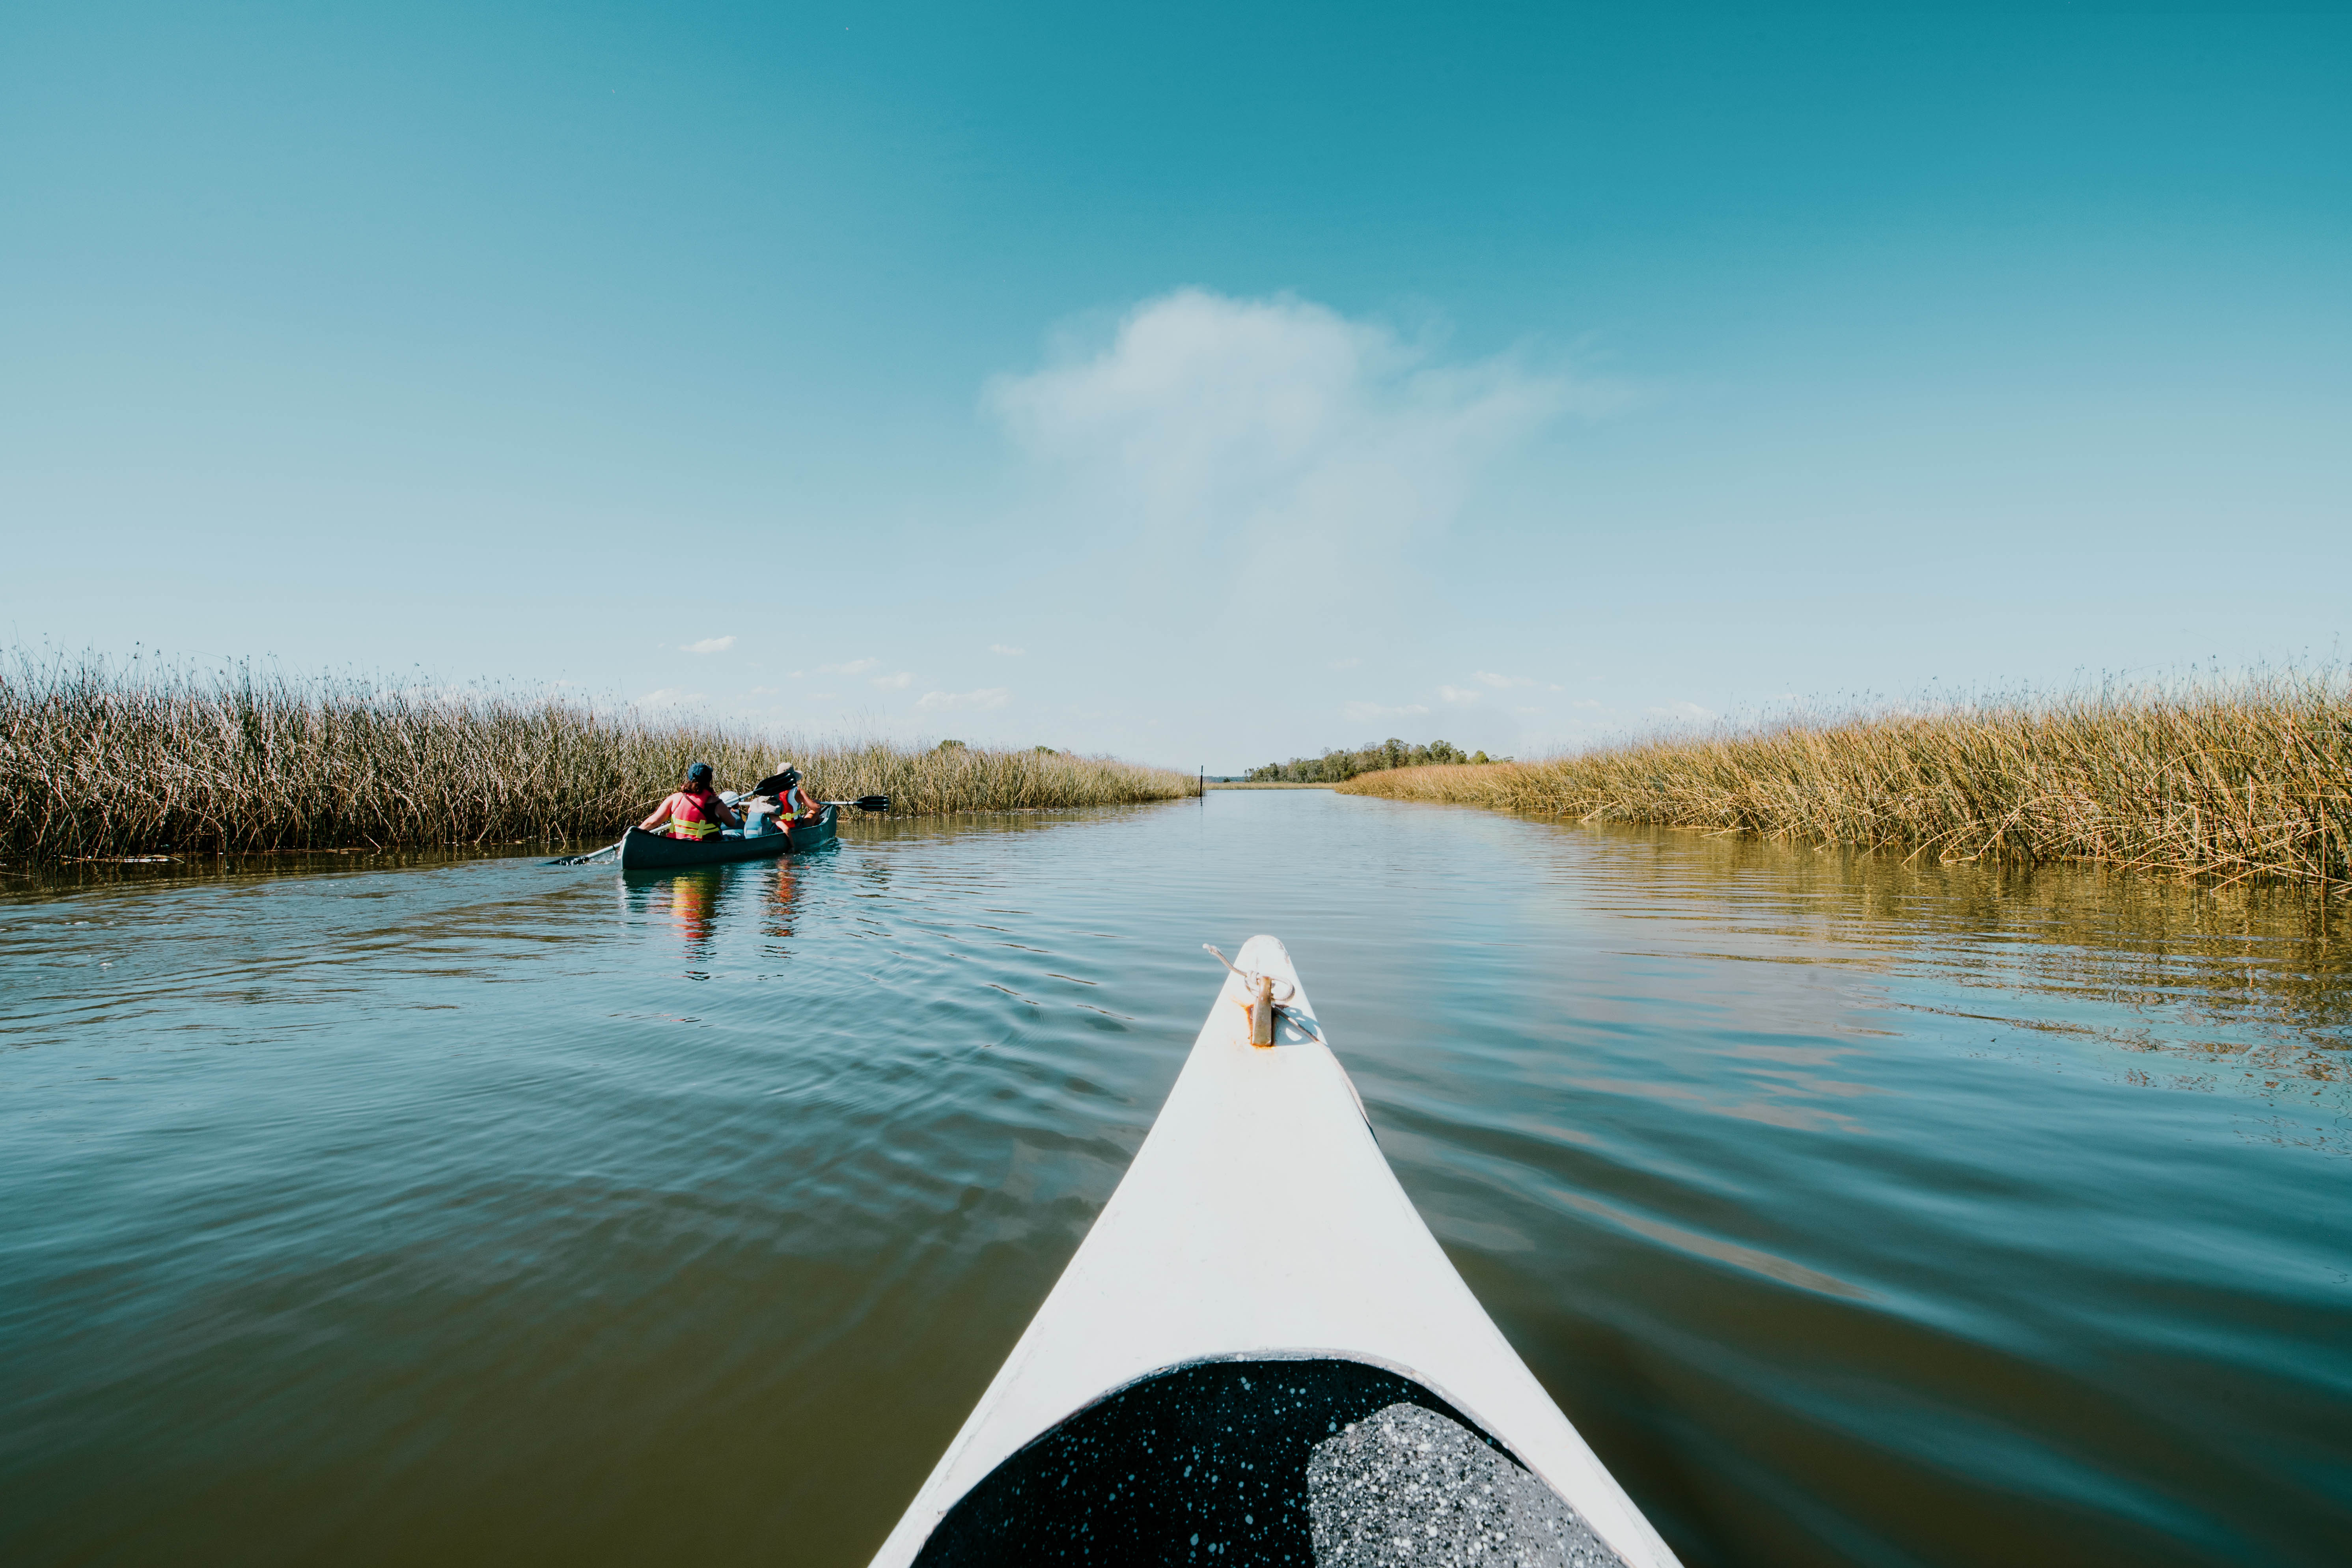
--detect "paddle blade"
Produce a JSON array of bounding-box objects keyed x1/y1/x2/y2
[
  {"x1": 821, "y1": 796, "x2": 891, "y2": 812},
  {"x1": 550, "y1": 837, "x2": 625, "y2": 865}
]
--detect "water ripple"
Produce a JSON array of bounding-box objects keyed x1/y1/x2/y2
[{"x1": 1, "y1": 796, "x2": 2347, "y2": 1566}]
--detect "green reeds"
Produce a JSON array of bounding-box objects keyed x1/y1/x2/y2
[
  {"x1": 1338, "y1": 675, "x2": 2352, "y2": 888},
  {"x1": 1, "y1": 653, "x2": 1197, "y2": 863}
]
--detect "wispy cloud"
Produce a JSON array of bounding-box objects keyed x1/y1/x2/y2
[
  {"x1": 1438, "y1": 685, "x2": 1482, "y2": 705},
  {"x1": 988, "y1": 289, "x2": 1622, "y2": 595},
  {"x1": 872, "y1": 671, "x2": 913, "y2": 690},
  {"x1": 1647, "y1": 700, "x2": 1716, "y2": 723},
  {"x1": 1344, "y1": 700, "x2": 1431, "y2": 721},
  {"x1": 918, "y1": 687, "x2": 1011, "y2": 711},
  {"x1": 989, "y1": 643, "x2": 1026, "y2": 656},
  {"x1": 1328, "y1": 656, "x2": 1362, "y2": 670},
  {"x1": 1474, "y1": 670, "x2": 1537, "y2": 689},
  {"x1": 820, "y1": 658, "x2": 879, "y2": 676},
  {"x1": 680, "y1": 635, "x2": 736, "y2": 656}
]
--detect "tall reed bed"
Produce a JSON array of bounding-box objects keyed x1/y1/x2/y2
[
  {"x1": 1339, "y1": 676, "x2": 2352, "y2": 887},
  {"x1": 1, "y1": 654, "x2": 1197, "y2": 862}
]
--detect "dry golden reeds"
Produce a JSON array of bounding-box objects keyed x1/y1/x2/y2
[
  {"x1": 1339, "y1": 676, "x2": 2352, "y2": 888},
  {"x1": 1, "y1": 653, "x2": 1196, "y2": 863}
]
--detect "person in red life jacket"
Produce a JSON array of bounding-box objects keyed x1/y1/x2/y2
[
  {"x1": 749, "y1": 764, "x2": 823, "y2": 829},
  {"x1": 639, "y1": 762, "x2": 742, "y2": 841}
]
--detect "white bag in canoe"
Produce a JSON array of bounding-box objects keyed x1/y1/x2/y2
[{"x1": 869, "y1": 935, "x2": 1683, "y2": 1567}]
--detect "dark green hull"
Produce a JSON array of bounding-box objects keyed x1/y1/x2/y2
[{"x1": 616, "y1": 805, "x2": 838, "y2": 870}]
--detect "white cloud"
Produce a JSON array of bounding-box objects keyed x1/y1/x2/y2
[
  {"x1": 1328, "y1": 656, "x2": 1362, "y2": 670},
  {"x1": 1343, "y1": 700, "x2": 1431, "y2": 722},
  {"x1": 1647, "y1": 700, "x2": 1717, "y2": 723},
  {"x1": 872, "y1": 671, "x2": 913, "y2": 690},
  {"x1": 681, "y1": 635, "x2": 736, "y2": 655},
  {"x1": 1571, "y1": 699, "x2": 1606, "y2": 710},
  {"x1": 1438, "y1": 685, "x2": 1482, "y2": 705},
  {"x1": 989, "y1": 643, "x2": 1026, "y2": 656},
  {"x1": 987, "y1": 289, "x2": 1617, "y2": 593},
  {"x1": 637, "y1": 688, "x2": 706, "y2": 708},
  {"x1": 821, "y1": 658, "x2": 879, "y2": 676},
  {"x1": 1474, "y1": 670, "x2": 1535, "y2": 689},
  {"x1": 918, "y1": 687, "x2": 1011, "y2": 711}
]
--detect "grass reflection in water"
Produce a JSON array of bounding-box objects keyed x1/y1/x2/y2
[{"x1": 1549, "y1": 824, "x2": 2351, "y2": 1133}]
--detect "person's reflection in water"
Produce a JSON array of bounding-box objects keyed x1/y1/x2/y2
[
  {"x1": 764, "y1": 863, "x2": 801, "y2": 950},
  {"x1": 659, "y1": 869, "x2": 726, "y2": 977}
]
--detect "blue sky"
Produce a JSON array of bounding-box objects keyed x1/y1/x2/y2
[{"x1": 4, "y1": 2, "x2": 2346, "y2": 771}]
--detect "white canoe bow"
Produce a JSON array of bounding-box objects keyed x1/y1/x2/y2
[{"x1": 869, "y1": 935, "x2": 1682, "y2": 1567}]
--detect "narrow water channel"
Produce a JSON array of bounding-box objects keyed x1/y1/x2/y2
[{"x1": 2, "y1": 791, "x2": 2346, "y2": 1566}]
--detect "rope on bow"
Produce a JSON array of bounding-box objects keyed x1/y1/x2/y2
[{"x1": 1201, "y1": 945, "x2": 1323, "y2": 1042}]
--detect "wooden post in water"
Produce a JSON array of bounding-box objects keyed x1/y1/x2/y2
[{"x1": 1251, "y1": 974, "x2": 1276, "y2": 1046}]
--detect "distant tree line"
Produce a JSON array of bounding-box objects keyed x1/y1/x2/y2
[{"x1": 1245, "y1": 738, "x2": 1494, "y2": 783}]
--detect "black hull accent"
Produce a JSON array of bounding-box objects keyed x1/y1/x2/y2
[
  {"x1": 616, "y1": 805, "x2": 837, "y2": 870},
  {"x1": 912, "y1": 1358, "x2": 1519, "y2": 1566}
]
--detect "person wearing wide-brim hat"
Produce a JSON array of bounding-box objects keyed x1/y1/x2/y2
[{"x1": 751, "y1": 763, "x2": 822, "y2": 826}]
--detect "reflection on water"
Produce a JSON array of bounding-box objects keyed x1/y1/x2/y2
[
  {"x1": 1557, "y1": 828, "x2": 2351, "y2": 1146},
  {"x1": 645, "y1": 867, "x2": 726, "y2": 969},
  {"x1": 0, "y1": 795, "x2": 2346, "y2": 1568},
  {"x1": 628, "y1": 862, "x2": 809, "y2": 972}
]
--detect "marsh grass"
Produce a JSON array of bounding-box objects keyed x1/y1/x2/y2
[
  {"x1": 1339, "y1": 676, "x2": 2352, "y2": 888},
  {"x1": 2, "y1": 654, "x2": 1197, "y2": 863}
]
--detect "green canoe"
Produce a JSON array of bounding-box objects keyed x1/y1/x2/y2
[{"x1": 616, "y1": 804, "x2": 839, "y2": 870}]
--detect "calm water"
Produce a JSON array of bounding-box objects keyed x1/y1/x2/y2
[{"x1": 3, "y1": 792, "x2": 2347, "y2": 1567}]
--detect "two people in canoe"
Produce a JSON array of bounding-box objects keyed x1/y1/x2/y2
[{"x1": 640, "y1": 762, "x2": 823, "y2": 841}]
